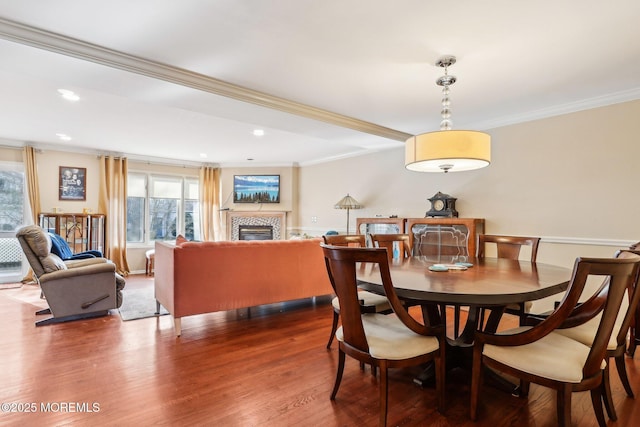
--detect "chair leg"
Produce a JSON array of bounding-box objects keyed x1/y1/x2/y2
[
  {"x1": 615, "y1": 353, "x2": 635, "y2": 397},
  {"x1": 326, "y1": 310, "x2": 339, "y2": 349},
  {"x1": 590, "y1": 386, "x2": 608, "y2": 427},
  {"x1": 330, "y1": 349, "x2": 346, "y2": 400},
  {"x1": 556, "y1": 385, "x2": 572, "y2": 427},
  {"x1": 379, "y1": 361, "x2": 388, "y2": 427},
  {"x1": 435, "y1": 354, "x2": 445, "y2": 414},
  {"x1": 470, "y1": 349, "x2": 483, "y2": 420},
  {"x1": 602, "y1": 366, "x2": 617, "y2": 421}
]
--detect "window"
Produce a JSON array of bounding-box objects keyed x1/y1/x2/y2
[
  {"x1": 127, "y1": 173, "x2": 200, "y2": 244},
  {"x1": 0, "y1": 162, "x2": 27, "y2": 282}
]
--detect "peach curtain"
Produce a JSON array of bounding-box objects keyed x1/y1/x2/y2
[
  {"x1": 22, "y1": 146, "x2": 40, "y2": 224},
  {"x1": 99, "y1": 156, "x2": 130, "y2": 275},
  {"x1": 199, "y1": 166, "x2": 220, "y2": 241},
  {"x1": 21, "y1": 146, "x2": 40, "y2": 283}
]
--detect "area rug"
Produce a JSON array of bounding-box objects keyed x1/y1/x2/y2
[{"x1": 118, "y1": 286, "x2": 169, "y2": 321}]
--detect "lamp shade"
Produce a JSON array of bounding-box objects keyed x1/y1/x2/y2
[
  {"x1": 405, "y1": 130, "x2": 491, "y2": 172},
  {"x1": 334, "y1": 194, "x2": 363, "y2": 210}
]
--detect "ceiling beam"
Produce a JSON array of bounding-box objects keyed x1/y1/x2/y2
[{"x1": 0, "y1": 18, "x2": 411, "y2": 142}]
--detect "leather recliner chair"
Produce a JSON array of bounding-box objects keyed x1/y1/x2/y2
[{"x1": 16, "y1": 225, "x2": 125, "y2": 326}]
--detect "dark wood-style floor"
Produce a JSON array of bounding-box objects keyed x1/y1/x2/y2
[{"x1": 1, "y1": 275, "x2": 639, "y2": 426}]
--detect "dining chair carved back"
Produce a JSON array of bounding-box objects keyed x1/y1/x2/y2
[
  {"x1": 470, "y1": 255, "x2": 640, "y2": 427},
  {"x1": 322, "y1": 234, "x2": 391, "y2": 349},
  {"x1": 370, "y1": 233, "x2": 412, "y2": 262},
  {"x1": 322, "y1": 244, "x2": 445, "y2": 427},
  {"x1": 475, "y1": 234, "x2": 541, "y2": 330}
]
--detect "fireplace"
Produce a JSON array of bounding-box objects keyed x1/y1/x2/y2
[
  {"x1": 239, "y1": 225, "x2": 273, "y2": 241},
  {"x1": 226, "y1": 211, "x2": 286, "y2": 240}
]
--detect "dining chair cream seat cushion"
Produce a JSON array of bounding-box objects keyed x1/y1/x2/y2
[
  {"x1": 554, "y1": 297, "x2": 628, "y2": 351},
  {"x1": 331, "y1": 290, "x2": 392, "y2": 312},
  {"x1": 336, "y1": 313, "x2": 440, "y2": 360},
  {"x1": 483, "y1": 326, "x2": 605, "y2": 383}
]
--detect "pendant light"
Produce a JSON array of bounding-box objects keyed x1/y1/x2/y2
[{"x1": 405, "y1": 56, "x2": 491, "y2": 173}]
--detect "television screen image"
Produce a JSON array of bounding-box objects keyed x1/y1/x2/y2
[{"x1": 233, "y1": 175, "x2": 280, "y2": 203}]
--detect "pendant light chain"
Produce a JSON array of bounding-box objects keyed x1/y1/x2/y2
[{"x1": 436, "y1": 58, "x2": 456, "y2": 131}]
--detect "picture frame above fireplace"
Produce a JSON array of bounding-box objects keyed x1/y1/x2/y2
[{"x1": 233, "y1": 174, "x2": 280, "y2": 204}]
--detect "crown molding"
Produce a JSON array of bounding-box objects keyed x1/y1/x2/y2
[
  {"x1": 0, "y1": 18, "x2": 410, "y2": 142},
  {"x1": 471, "y1": 88, "x2": 640, "y2": 131}
]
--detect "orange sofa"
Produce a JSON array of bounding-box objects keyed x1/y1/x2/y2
[{"x1": 154, "y1": 238, "x2": 332, "y2": 336}]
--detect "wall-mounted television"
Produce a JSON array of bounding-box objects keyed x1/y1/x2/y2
[{"x1": 233, "y1": 174, "x2": 280, "y2": 203}]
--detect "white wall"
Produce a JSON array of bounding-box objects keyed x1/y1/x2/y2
[{"x1": 297, "y1": 99, "x2": 640, "y2": 269}]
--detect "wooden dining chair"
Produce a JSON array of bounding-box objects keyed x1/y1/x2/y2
[
  {"x1": 370, "y1": 233, "x2": 412, "y2": 262},
  {"x1": 322, "y1": 235, "x2": 392, "y2": 349},
  {"x1": 546, "y1": 249, "x2": 640, "y2": 421},
  {"x1": 322, "y1": 244, "x2": 445, "y2": 427},
  {"x1": 470, "y1": 256, "x2": 640, "y2": 427},
  {"x1": 371, "y1": 232, "x2": 446, "y2": 327},
  {"x1": 475, "y1": 234, "x2": 541, "y2": 329},
  {"x1": 627, "y1": 241, "x2": 640, "y2": 357}
]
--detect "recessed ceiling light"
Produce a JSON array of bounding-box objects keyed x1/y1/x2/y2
[
  {"x1": 199, "y1": 153, "x2": 208, "y2": 158},
  {"x1": 252, "y1": 129, "x2": 265, "y2": 137},
  {"x1": 56, "y1": 133, "x2": 72, "y2": 141},
  {"x1": 57, "y1": 89, "x2": 80, "y2": 102}
]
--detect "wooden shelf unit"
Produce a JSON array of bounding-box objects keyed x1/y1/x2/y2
[{"x1": 39, "y1": 213, "x2": 105, "y2": 254}]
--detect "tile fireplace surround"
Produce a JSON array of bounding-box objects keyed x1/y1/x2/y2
[{"x1": 226, "y1": 211, "x2": 286, "y2": 240}]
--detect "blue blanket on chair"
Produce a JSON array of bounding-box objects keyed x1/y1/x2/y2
[{"x1": 49, "y1": 232, "x2": 103, "y2": 260}]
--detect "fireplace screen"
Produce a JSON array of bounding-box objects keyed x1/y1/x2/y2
[{"x1": 238, "y1": 225, "x2": 274, "y2": 241}]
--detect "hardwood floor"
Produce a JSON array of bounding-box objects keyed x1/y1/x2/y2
[{"x1": 1, "y1": 274, "x2": 638, "y2": 426}]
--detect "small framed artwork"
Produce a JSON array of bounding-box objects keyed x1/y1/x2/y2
[
  {"x1": 59, "y1": 166, "x2": 86, "y2": 201},
  {"x1": 233, "y1": 174, "x2": 280, "y2": 203}
]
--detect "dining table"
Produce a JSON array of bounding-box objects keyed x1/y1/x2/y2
[{"x1": 355, "y1": 255, "x2": 573, "y2": 391}]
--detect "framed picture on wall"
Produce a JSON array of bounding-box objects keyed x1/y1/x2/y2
[
  {"x1": 59, "y1": 166, "x2": 86, "y2": 201},
  {"x1": 233, "y1": 174, "x2": 280, "y2": 203}
]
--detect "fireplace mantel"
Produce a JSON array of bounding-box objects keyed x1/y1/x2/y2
[{"x1": 226, "y1": 211, "x2": 287, "y2": 240}]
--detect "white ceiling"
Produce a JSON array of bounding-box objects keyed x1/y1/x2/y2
[{"x1": 1, "y1": 1, "x2": 640, "y2": 167}]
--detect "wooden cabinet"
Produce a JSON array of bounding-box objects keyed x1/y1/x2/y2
[
  {"x1": 406, "y1": 218, "x2": 484, "y2": 260},
  {"x1": 356, "y1": 217, "x2": 484, "y2": 260},
  {"x1": 39, "y1": 213, "x2": 105, "y2": 254},
  {"x1": 356, "y1": 217, "x2": 406, "y2": 234}
]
